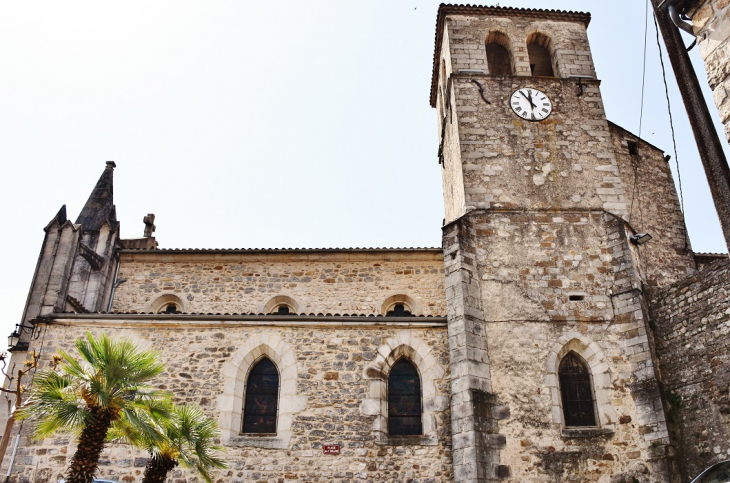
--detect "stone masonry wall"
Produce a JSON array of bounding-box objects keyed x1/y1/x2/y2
[
  {"x1": 111, "y1": 250, "x2": 446, "y2": 316},
  {"x1": 609, "y1": 124, "x2": 697, "y2": 289},
  {"x1": 6, "y1": 320, "x2": 453, "y2": 483},
  {"x1": 438, "y1": 25, "x2": 467, "y2": 225},
  {"x1": 443, "y1": 210, "x2": 673, "y2": 482},
  {"x1": 441, "y1": 15, "x2": 629, "y2": 218},
  {"x1": 650, "y1": 258, "x2": 730, "y2": 481},
  {"x1": 689, "y1": 0, "x2": 730, "y2": 142}
]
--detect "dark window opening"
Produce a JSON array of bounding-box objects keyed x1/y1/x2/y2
[
  {"x1": 386, "y1": 303, "x2": 412, "y2": 317},
  {"x1": 164, "y1": 304, "x2": 178, "y2": 314},
  {"x1": 559, "y1": 352, "x2": 597, "y2": 427},
  {"x1": 527, "y1": 33, "x2": 555, "y2": 77},
  {"x1": 486, "y1": 42, "x2": 511, "y2": 75},
  {"x1": 242, "y1": 358, "x2": 279, "y2": 434},
  {"x1": 628, "y1": 141, "x2": 639, "y2": 155},
  {"x1": 388, "y1": 359, "x2": 422, "y2": 436},
  {"x1": 569, "y1": 295, "x2": 585, "y2": 301},
  {"x1": 276, "y1": 305, "x2": 290, "y2": 315}
]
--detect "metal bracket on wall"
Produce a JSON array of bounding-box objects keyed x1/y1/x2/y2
[{"x1": 470, "y1": 80, "x2": 491, "y2": 105}]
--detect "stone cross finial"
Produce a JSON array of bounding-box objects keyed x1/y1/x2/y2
[{"x1": 143, "y1": 214, "x2": 156, "y2": 238}]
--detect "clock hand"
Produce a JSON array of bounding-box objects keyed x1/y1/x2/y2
[
  {"x1": 520, "y1": 90, "x2": 537, "y2": 109},
  {"x1": 526, "y1": 90, "x2": 538, "y2": 109}
]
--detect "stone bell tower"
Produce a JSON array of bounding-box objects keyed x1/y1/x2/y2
[{"x1": 432, "y1": 5, "x2": 690, "y2": 482}]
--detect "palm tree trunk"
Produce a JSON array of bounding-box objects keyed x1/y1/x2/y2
[
  {"x1": 65, "y1": 408, "x2": 114, "y2": 483},
  {"x1": 141, "y1": 455, "x2": 178, "y2": 483}
]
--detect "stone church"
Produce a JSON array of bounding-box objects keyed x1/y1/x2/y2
[{"x1": 3, "y1": 4, "x2": 730, "y2": 483}]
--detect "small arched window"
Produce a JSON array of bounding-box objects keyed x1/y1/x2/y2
[
  {"x1": 485, "y1": 31, "x2": 512, "y2": 76},
  {"x1": 242, "y1": 357, "x2": 279, "y2": 434},
  {"x1": 559, "y1": 352, "x2": 597, "y2": 427},
  {"x1": 150, "y1": 294, "x2": 185, "y2": 314},
  {"x1": 263, "y1": 295, "x2": 299, "y2": 315},
  {"x1": 527, "y1": 32, "x2": 555, "y2": 77},
  {"x1": 386, "y1": 303, "x2": 412, "y2": 317},
  {"x1": 388, "y1": 359, "x2": 422, "y2": 436}
]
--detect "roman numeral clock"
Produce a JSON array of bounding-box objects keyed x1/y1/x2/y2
[{"x1": 510, "y1": 88, "x2": 553, "y2": 121}]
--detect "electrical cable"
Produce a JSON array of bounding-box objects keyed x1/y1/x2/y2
[
  {"x1": 629, "y1": 0, "x2": 651, "y2": 227},
  {"x1": 653, "y1": 12, "x2": 689, "y2": 249}
]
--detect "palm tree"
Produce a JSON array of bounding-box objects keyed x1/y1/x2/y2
[
  {"x1": 16, "y1": 332, "x2": 169, "y2": 483},
  {"x1": 134, "y1": 404, "x2": 226, "y2": 483}
]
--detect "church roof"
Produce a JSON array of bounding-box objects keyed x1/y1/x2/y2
[
  {"x1": 119, "y1": 247, "x2": 442, "y2": 254},
  {"x1": 429, "y1": 4, "x2": 592, "y2": 107},
  {"x1": 75, "y1": 161, "x2": 117, "y2": 231}
]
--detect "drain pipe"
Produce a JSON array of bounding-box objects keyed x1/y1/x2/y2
[
  {"x1": 106, "y1": 256, "x2": 126, "y2": 312},
  {"x1": 663, "y1": 1, "x2": 696, "y2": 37},
  {"x1": 669, "y1": 5, "x2": 696, "y2": 37},
  {"x1": 4, "y1": 433, "x2": 20, "y2": 482}
]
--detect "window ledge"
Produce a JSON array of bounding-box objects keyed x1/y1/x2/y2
[
  {"x1": 228, "y1": 433, "x2": 288, "y2": 449},
  {"x1": 377, "y1": 435, "x2": 437, "y2": 446},
  {"x1": 561, "y1": 427, "x2": 614, "y2": 439}
]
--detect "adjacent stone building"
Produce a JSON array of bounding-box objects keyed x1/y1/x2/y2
[{"x1": 2, "y1": 4, "x2": 729, "y2": 482}]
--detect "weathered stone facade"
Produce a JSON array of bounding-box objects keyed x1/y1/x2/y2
[
  {"x1": 6, "y1": 320, "x2": 452, "y2": 482},
  {"x1": 650, "y1": 258, "x2": 730, "y2": 481},
  {"x1": 432, "y1": 6, "x2": 699, "y2": 482},
  {"x1": 3, "y1": 4, "x2": 730, "y2": 483},
  {"x1": 112, "y1": 250, "x2": 446, "y2": 317}
]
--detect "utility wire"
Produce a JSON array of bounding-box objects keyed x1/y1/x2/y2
[
  {"x1": 653, "y1": 12, "x2": 689, "y2": 249},
  {"x1": 629, "y1": 0, "x2": 651, "y2": 226},
  {"x1": 639, "y1": 0, "x2": 649, "y2": 141}
]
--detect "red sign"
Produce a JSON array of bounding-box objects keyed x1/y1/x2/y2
[{"x1": 323, "y1": 444, "x2": 340, "y2": 455}]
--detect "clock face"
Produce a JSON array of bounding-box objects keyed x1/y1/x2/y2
[{"x1": 510, "y1": 88, "x2": 552, "y2": 121}]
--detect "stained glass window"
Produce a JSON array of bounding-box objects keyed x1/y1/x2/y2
[
  {"x1": 242, "y1": 357, "x2": 279, "y2": 434},
  {"x1": 559, "y1": 352, "x2": 597, "y2": 427},
  {"x1": 388, "y1": 359, "x2": 422, "y2": 436}
]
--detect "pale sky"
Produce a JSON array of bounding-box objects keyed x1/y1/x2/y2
[{"x1": 0, "y1": 1, "x2": 726, "y2": 350}]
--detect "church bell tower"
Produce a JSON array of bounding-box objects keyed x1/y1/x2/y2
[{"x1": 433, "y1": 5, "x2": 676, "y2": 482}]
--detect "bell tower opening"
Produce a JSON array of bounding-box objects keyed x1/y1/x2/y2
[
  {"x1": 485, "y1": 31, "x2": 512, "y2": 76},
  {"x1": 526, "y1": 32, "x2": 555, "y2": 77}
]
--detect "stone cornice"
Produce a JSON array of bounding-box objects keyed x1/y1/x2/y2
[{"x1": 34, "y1": 313, "x2": 448, "y2": 328}]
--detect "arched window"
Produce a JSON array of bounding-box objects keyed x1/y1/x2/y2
[
  {"x1": 559, "y1": 352, "x2": 597, "y2": 427},
  {"x1": 485, "y1": 31, "x2": 512, "y2": 75},
  {"x1": 381, "y1": 294, "x2": 419, "y2": 316},
  {"x1": 527, "y1": 32, "x2": 555, "y2": 77},
  {"x1": 386, "y1": 303, "x2": 412, "y2": 317},
  {"x1": 388, "y1": 359, "x2": 422, "y2": 436},
  {"x1": 242, "y1": 357, "x2": 279, "y2": 434},
  {"x1": 263, "y1": 295, "x2": 299, "y2": 315},
  {"x1": 150, "y1": 294, "x2": 185, "y2": 314}
]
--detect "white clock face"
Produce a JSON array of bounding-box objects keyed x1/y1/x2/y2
[{"x1": 510, "y1": 88, "x2": 552, "y2": 121}]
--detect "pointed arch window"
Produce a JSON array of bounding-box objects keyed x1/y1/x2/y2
[
  {"x1": 242, "y1": 357, "x2": 279, "y2": 434},
  {"x1": 388, "y1": 359, "x2": 422, "y2": 436},
  {"x1": 559, "y1": 352, "x2": 597, "y2": 427}
]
